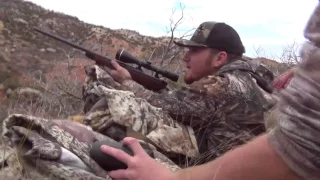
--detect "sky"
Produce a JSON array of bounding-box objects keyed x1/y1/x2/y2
[{"x1": 26, "y1": 0, "x2": 318, "y2": 59}]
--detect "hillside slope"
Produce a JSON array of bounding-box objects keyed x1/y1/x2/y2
[
  {"x1": 0, "y1": 0, "x2": 290, "y2": 100},
  {"x1": 1, "y1": 0, "x2": 184, "y2": 91}
]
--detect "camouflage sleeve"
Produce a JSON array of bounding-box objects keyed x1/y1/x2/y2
[
  {"x1": 121, "y1": 79, "x2": 158, "y2": 99},
  {"x1": 267, "y1": 4, "x2": 320, "y2": 180},
  {"x1": 122, "y1": 70, "x2": 271, "y2": 129}
]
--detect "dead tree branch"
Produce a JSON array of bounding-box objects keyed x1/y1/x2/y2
[{"x1": 159, "y1": 2, "x2": 196, "y2": 68}]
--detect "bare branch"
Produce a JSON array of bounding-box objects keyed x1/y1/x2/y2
[
  {"x1": 160, "y1": 2, "x2": 186, "y2": 66},
  {"x1": 149, "y1": 1, "x2": 195, "y2": 74},
  {"x1": 148, "y1": 48, "x2": 157, "y2": 61},
  {"x1": 252, "y1": 45, "x2": 266, "y2": 58},
  {"x1": 179, "y1": 27, "x2": 196, "y2": 39}
]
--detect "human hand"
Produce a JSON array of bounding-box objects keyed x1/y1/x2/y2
[
  {"x1": 110, "y1": 60, "x2": 132, "y2": 84},
  {"x1": 272, "y1": 69, "x2": 294, "y2": 89},
  {"x1": 100, "y1": 137, "x2": 176, "y2": 180}
]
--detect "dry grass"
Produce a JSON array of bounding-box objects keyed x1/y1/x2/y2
[{"x1": 0, "y1": 70, "x2": 85, "y2": 178}]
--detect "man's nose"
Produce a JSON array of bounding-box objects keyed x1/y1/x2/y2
[
  {"x1": 183, "y1": 53, "x2": 190, "y2": 62},
  {"x1": 182, "y1": 56, "x2": 188, "y2": 62}
]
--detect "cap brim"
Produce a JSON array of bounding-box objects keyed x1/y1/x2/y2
[{"x1": 173, "y1": 39, "x2": 207, "y2": 48}]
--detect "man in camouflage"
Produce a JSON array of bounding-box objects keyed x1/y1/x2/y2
[
  {"x1": 0, "y1": 22, "x2": 274, "y2": 179},
  {"x1": 101, "y1": 21, "x2": 276, "y2": 165},
  {"x1": 81, "y1": 66, "x2": 200, "y2": 159},
  {"x1": 98, "y1": 2, "x2": 320, "y2": 180},
  {"x1": 0, "y1": 40, "x2": 199, "y2": 179}
]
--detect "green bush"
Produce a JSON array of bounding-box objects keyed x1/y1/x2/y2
[{"x1": 2, "y1": 77, "x2": 20, "y2": 90}]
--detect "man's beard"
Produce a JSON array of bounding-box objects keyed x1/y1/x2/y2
[{"x1": 184, "y1": 73, "x2": 195, "y2": 84}]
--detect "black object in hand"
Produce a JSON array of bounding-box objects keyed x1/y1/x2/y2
[{"x1": 90, "y1": 140, "x2": 134, "y2": 171}]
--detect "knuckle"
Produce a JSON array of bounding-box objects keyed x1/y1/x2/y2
[
  {"x1": 124, "y1": 137, "x2": 135, "y2": 143},
  {"x1": 127, "y1": 137, "x2": 138, "y2": 145},
  {"x1": 130, "y1": 157, "x2": 139, "y2": 165}
]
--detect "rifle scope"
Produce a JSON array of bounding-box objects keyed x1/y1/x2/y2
[{"x1": 115, "y1": 48, "x2": 179, "y2": 82}]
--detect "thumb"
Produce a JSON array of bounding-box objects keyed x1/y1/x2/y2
[{"x1": 111, "y1": 60, "x2": 122, "y2": 70}]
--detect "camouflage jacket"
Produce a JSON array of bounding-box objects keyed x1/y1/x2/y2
[
  {"x1": 121, "y1": 59, "x2": 276, "y2": 164},
  {"x1": 268, "y1": 3, "x2": 320, "y2": 180},
  {"x1": 81, "y1": 65, "x2": 200, "y2": 160},
  {"x1": 0, "y1": 114, "x2": 180, "y2": 180}
]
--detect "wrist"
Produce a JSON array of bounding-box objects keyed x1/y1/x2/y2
[
  {"x1": 170, "y1": 169, "x2": 190, "y2": 180},
  {"x1": 168, "y1": 172, "x2": 181, "y2": 180}
]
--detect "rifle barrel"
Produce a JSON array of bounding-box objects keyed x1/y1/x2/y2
[
  {"x1": 34, "y1": 28, "x2": 93, "y2": 53},
  {"x1": 34, "y1": 27, "x2": 116, "y2": 66},
  {"x1": 33, "y1": 27, "x2": 170, "y2": 92}
]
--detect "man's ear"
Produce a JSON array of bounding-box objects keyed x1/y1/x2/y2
[{"x1": 212, "y1": 51, "x2": 228, "y2": 67}]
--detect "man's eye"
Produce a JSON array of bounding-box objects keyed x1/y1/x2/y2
[{"x1": 190, "y1": 48, "x2": 200, "y2": 52}]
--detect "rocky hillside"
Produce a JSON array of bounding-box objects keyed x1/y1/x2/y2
[
  {"x1": 0, "y1": 0, "x2": 291, "y2": 114},
  {"x1": 0, "y1": 0, "x2": 190, "y2": 118},
  {"x1": 0, "y1": 0, "x2": 185, "y2": 93},
  {"x1": 242, "y1": 56, "x2": 293, "y2": 76}
]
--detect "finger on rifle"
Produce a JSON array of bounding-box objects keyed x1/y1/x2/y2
[
  {"x1": 111, "y1": 60, "x2": 122, "y2": 70},
  {"x1": 122, "y1": 137, "x2": 146, "y2": 156},
  {"x1": 108, "y1": 169, "x2": 129, "y2": 179},
  {"x1": 101, "y1": 66, "x2": 112, "y2": 74},
  {"x1": 100, "y1": 145, "x2": 132, "y2": 164}
]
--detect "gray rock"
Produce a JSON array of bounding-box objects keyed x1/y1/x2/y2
[
  {"x1": 46, "y1": 48, "x2": 56, "y2": 52},
  {"x1": 13, "y1": 18, "x2": 28, "y2": 25}
]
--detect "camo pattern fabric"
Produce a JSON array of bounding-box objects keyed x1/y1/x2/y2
[
  {"x1": 0, "y1": 114, "x2": 181, "y2": 179},
  {"x1": 121, "y1": 59, "x2": 276, "y2": 165},
  {"x1": 173, "y1": 21, "x2": 216, "y2": 47},
  {"x1": 82, "y1": 65, "x2": 199, "y2": 158},
  {"x1": 173, "y1": 21, "x2": 245, "y2": 55},
  {"x1": 268, "y1": 3, "x2": 320, "y2": 180}
]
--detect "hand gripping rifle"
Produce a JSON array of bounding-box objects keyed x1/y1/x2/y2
[{"x1": 33, "y1": 28, "x2": 179, "y2": 91}]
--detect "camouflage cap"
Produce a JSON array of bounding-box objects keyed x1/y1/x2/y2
[{"x1": 174, "y1": 21, "x2": 245, "y2": 55}]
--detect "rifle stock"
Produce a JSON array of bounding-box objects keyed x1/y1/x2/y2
[
  {"x1": 85, "y1": 52, "x2": 168, "y2": 91},
  {"x1": 34, "y1": 27, "x2": 175, "y2": 92}
]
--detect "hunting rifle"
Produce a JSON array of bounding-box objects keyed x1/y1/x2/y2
[{"x1": 33, "y1": 28, "x2": 179, "y2": 91}]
